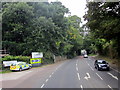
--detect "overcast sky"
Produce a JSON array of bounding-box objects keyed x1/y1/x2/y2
[{"x1": 48, "y1": 0, "x2": 87, "y2": 25}]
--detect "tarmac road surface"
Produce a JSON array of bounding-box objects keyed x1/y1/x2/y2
[{"x1": 0, "y1": 56, "x2": 119, "y2": 89}]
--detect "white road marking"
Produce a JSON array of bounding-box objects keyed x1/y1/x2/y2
[
  {"x1": 80, "y1": 85, "x2": 83, "y2": 90},
  {"x1": 110, "y1": 67, "x2": 120, "y2": 73},
  {"x1": 90, "y1": 66, "x2": 94, "y2": 71},
  {"x1": 86, "y1": 73, "x2": 90, "y2": 78},
  {"x1": 107, "y1": 72, "x2": 118, "y2": 80},
  {"x1": 87, "y1": 63, "x2": 90, "y2": 66},
  {"x1": 76, "y1": 67, "x2": 78, "y2": 71},
  {"x1": 49, "y1": 75, "x2": 52, "y2": 78},
  {"x1": 52, "y1": 72, "x2": 54, "y2": 75},
  {"x1": 77, "y1": 73, "x2": 80, "y2": 80},
  {"x1": 41, "y1": 84, "x2": 45, "y2": 88},
  {"x1": 55, "y1": 63, "x2": 64, "y2": 71},
  {"x1": 108, "y1": 85, "x2": 113, "y2": 90},
  {"x1": 77, "y1": 60, "x2": 78, "y2": 63},
  {"x1": 96, "y1": 73, "x2": 103, "y2": 80},
  {"x1": 76, "y1": 64, "x2": 77, "y2": 66},
  {"x1": 85, "y1": 61, "x2": 94, "y2": 71},
  {"x1": 86, "y1": 61, "x2": 90, "y2": 67},
  {"x1": 84, "y1": 73, "x2": 91, "y2": 80},
  {"x1": 45, "y1": 79, "x2": 49, "y2": 82}
]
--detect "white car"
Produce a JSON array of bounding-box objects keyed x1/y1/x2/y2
[{"x1": 84, "y1": 54, "x2": 88, "y2": 58}]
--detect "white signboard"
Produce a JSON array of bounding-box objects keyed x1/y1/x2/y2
[
  {"x1": 32, "y1": 52, "x2": 43, "y2": 58},
  {"x1": 3, "y1": 60, "x2": 17, "y2": 67}
]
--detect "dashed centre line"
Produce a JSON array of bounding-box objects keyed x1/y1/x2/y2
[
  {"x1": 76, "y1": 63, "x2": 77, "y2": 67},
  {"x1": 107, "y1": 72, "x2": 118, "y2": 80},
  {"x1": 77, "y1": 73, "x2": 80, "y2": 80},
  {"x1": 52, "y1": 72, "x2": 54, "y2": 75},
  {"x1": 80, "y1": 85, "x2": 83, "y2": 90},
  {"x1": 41, "y1": 84, "x2": 45, "y2": 88},
  {"x1": 87, "y1": 63, "x2": 90, "y2": 66},
  {"x1": 85, "y1": 61, "x2": 94, "y2": 71},
  {"x1": 76, "y1": 60, "x2": 78, "y2": 63},
  {"x1": 49, "y1": 75, "x2": 52, "y2": 78},
  {"x1": 76, "y1": 67, "x2": 78, "y2": 71},
  {"x1": 41, "y1": 64, "x2": 60, "y2": 88},
  {"x1": 90, "y1": 66, "x2": 94, "y2": 71},
  {"x1": 45, "y1": 79, "x2": 49, "y2": 82},
  {"x1": 96, "y1": 73, "x2": 103, "y2": 80}
]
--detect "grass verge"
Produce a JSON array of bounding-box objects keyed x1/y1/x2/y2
[{"x1": 0, "y1": 69, "x2": 12, "y2": 74}]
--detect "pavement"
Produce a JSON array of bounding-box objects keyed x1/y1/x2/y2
[{"x1": 0, "y1": 56, "x2": 119, "y2": 89}]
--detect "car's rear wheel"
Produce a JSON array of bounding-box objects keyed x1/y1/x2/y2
[
  {"x1": 19, "y1": 68, "x2": 22, "y2": 71},
  {"x1": 107, "y1": 67, "x2": 110, "y2": 71},
  {"x1": 97, "y1": 67, "x2": 100, "y2": 71},
  {"x1": 29, "y1": 66, "x2": 32, "y2": 69},
  {"x1": 94, "y1": 65, "x2": 96, "y2": 69}
]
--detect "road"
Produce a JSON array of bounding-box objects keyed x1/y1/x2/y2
[{"x1": 0, "y1": 56, "x2": 119, "y2": 89}]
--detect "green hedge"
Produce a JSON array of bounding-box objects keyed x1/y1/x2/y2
[
  {"x1": 1, "y1": 54, "x2": 54, "y2": 65},
  {"x1": 2, "y1": 55, "x2": 30, "y2": 63}
]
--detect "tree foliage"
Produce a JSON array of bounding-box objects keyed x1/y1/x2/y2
[
  {"x1": 84, "y1": 2, "x2": 120, "y2": 58},
  {"x1": 2, "y1": 2, "x2": 83, "y2": 59}
]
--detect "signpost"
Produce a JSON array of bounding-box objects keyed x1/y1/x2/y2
[
  {"x1": 32, "y1": 52, "x2": 43, "y2": 58},
  {"x1": 30, "y1": 52, "x2": 43, "y2": 67}
]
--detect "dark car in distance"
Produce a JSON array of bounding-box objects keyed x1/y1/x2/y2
[{"x1": 94, "y1": 60, "x2": 110, "y2": 71}]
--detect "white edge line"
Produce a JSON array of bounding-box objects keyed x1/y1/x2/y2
[
  {"x1": 45, "y1": 79, "x2": 49, "y2": 82},
  {"x1": 41, "y1": 84, "x2": 45, "y2": 88},
  {"x1": 96, "y1": 73, "x2": 103, "y2": 80},
  {"x1": 108, "y1": 85, "x2": 113, "y2": 90}
]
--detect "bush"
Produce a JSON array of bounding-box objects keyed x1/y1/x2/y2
[
  {"x1": 42, "y1": 52, "x2": 54, "y2": 64},
  {"x1": 2, "y1": 55, "x2": 30, "y2": 63}
]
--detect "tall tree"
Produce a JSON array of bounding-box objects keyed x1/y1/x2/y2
[
  {"x1": 2, "y1": 2, "x2": 34, "y2": 55},
  {"x1": 84, "y1": 2, "x2": 120, "y2": 58}
]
